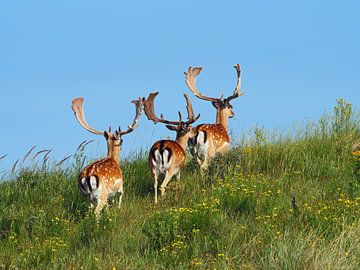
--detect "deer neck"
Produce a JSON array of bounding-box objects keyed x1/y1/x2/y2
[
  {"x1": 176, "y1": 134, "x2": 190, "y2": 151},
  {"x1": 216, "y1": 108, "x2": 228, "y2": 131},
  {"x1": 107, "y1": 146, "x2": 120, "y2": 164}
]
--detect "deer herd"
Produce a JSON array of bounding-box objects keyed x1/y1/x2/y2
[{"x1": 71, "y1": 64, "x2": 244, "y2": 216}]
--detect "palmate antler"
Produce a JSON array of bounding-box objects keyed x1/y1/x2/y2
[
  {"x1": 117, "y1": 97, "x2": 143, "y2": 136},
  {"x1": 72, "y1": 97, "x2": 142, "y2": 137},
  {"x1": 183, "y1": 93, "x2": 200, "y2": 124},
  {"x1": 184, "y1": 63, "x2": 244, "y2": 104},
  {"x1": 142, "y1": 92, "x2": 200, "y2": 126},
  {"x1": 225, "y1": 64, "x2": 244, "y2": 103},
  {"x1": 71, "y1": 97, "x2": 104, "y2": 135},
  {"x1": 142, "y1": 92, "x2": 181, "y2": 125},
  {"x1": 184, "y1": 67, "x2": 218, "y2": 102}
]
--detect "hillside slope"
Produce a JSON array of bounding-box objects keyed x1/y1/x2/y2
[{"x1": 1, "y1": 99, "x2": 360, "y2": 270}]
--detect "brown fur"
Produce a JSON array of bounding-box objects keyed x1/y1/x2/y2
[
  {"x1": 148, "y1": 140, "x2": 186, "y2": 169},
  {"x1": 72, "y1": 96, "x2": 142, "y2": 217},
  {"x1": 194, "y1": 124, "x2": 230, "y2": 146},
  {"x1": 192, "y1": 123, "x2": 230, "y2": 170},
  {"x1": 184, "y1": 64, "x2": 243, "y2": 170},
  {"x1": 79, "y1": 158, "x2": 122, "y2": 186},
  {"x1": 78, "y1": 156, "x2": 124, "y2": 217},
  {"x1": 149, "y1": 139, "x2": 187, "y2": 204},
  {"x1": 143, "y1": 92, "x2": 199, "y2": 204}
]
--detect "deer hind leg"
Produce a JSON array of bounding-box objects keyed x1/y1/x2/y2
[
  {"x1": 159, "y1": 149, "x2": 174, "y2": 198},
  {"x1": 173, "y1": 171, "x2": 181, "y2": 199},
  {"x1": 199, "y1": 154, "x2": 210, "y2": 174},
  {"x1": 175, "y1": 171, "x2": 181, "y2": 181},
  {"x1": 152, "y1": 169, "x2": 159, "y2": 204},
  {"x1": 116, "y1": 179, "x2": 124, "y2": 209},
  {"x1": 195, "y1": 131, "x2": 209, "y2": 172},
  {"x1": 94, "y1": 198, "x2": 108, "y2": 218},
  {"x1": 160, "y1": 171, "x2": 173, "y2": 197}
]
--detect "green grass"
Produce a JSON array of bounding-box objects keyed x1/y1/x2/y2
[{"x1": 1, "y1": 98, "x2": 360, "y2": 269}]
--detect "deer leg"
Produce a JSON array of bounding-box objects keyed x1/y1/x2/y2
[
  {"x1": 200, "y1": 155, "x2": 209, "y2": 174},
  {"x1": 152, "y1": 170, "x2": 159, "y2": 204},
  {"x1": 117, "y1": 181, "x2": 124, "y2": 209},
  {"x1": 94, "y1": 199, "x2": 107, "y2": 218},
  {"x1": 174, "y1": 171, "x2": 181, "y2": 198},
  {"x1": 160, "y1": 172, "x2": 173, "y2": 197},
  {"x1": 175, "y1": 171, "x2": 181, "y2": 190}
]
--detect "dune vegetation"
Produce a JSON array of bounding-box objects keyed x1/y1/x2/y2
[{"x1": 0, "y1": 99, "x2": 360, "y2": 269}]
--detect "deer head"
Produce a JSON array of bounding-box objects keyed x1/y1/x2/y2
[
  {"x1": 142, "y1": 92, "x2": 200, "y2": 146},
  {"x1": 71, "y1": 97, "x2": 142, "y2": 161},
  {"x1": 184, "y1": 64, "x2": 243, "y2": 119}
]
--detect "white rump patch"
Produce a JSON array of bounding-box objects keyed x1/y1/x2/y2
[
  {"x1": 89, "y1": 176, "x2": 98, "y2": 191},
  {"x1": 195, "y1": 131, "x2": 208, "y2": 160},
  {"x1": 162, "y1": 149, "x2": 169, "y2": 166},
  {"x1": 162, "y1": 149, "x2": 172, "y2": 173},
  {"x1": 152, "y1": 149, "x2": 162, "y2": 168},
  {"x1": 89, "y1": 184, "x2": 103, "y2": 202},
  {"x1": 197, "y1": 131, "x2": 206, "y2": 145},
  {"x1": 152, "y1": 149, "x2": 171, "y2": 174},
  {"x1": 80, "y1": 177, "x2": 89, "y2": 194},
  {"x1": 79, "y1": 176, "x2": 99, "y2": 200}
]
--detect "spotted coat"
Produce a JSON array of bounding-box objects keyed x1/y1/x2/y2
[{"x1": 189, "y1": 123, "x2": 230, "y2": 169}]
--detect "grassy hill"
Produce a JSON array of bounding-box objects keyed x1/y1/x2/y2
[{"x1": 1, "y1": 99, "x2": 360, "y2": 270}]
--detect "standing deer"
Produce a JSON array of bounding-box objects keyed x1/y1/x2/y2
[
  {"x1": 184, "y1": 64, "x2": 244, "y2": 170},
  {"x1": 143, "y1": 92, "x2": 200, "y2": 204},
  {"x1": 71, "y1": 97, "x2": 142, "y2": 216}
]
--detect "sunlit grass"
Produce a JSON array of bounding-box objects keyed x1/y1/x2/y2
[{"x1": 0, "y1": 98, "x2": 360, "y2": 269}]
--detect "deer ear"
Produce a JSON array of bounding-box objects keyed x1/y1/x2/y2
[
  {"x1": 211, "y1": 101, "x2": 222, "y2": 109},
  {"x1": 165, "y1": 125, "x2": 178, "y2": 131},
  {"x1": 104, "y1": 131, "x2": 109, "y2": 140}
]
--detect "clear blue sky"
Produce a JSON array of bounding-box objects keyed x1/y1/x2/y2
[{"x1": 1, "y1": 1, "x2": 359, "y2": 172}]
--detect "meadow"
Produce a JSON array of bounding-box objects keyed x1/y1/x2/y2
[{"x1": 0, "y1": 98, "x2": 360, "y2": 270}]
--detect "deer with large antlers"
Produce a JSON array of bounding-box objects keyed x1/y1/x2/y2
[
  {"x1": 71, "y1": 97, "x2": 142, "y2": 216},
  {"x1": 184, "y1": 64, "x2": 244, "y2": 170},
  {"x1": 143, "y1": 92, "x2": 200, "y2": 204}
]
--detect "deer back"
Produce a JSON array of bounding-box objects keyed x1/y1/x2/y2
[
  {"x1": 193, "y1": 124, "x2": 230, "y2": 150},
  {"x1": 148, "y1": 140, "x2": 186, "y2": 170},
  {"x1": 78, "y1": 157, "x2": 122, "y2": 192}
]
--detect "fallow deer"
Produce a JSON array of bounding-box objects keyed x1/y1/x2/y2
[
  {"x1": 71, "y1": 97, "x2": 142, "y2": 216},
  {"x1": 143, "y1": 92, "x2": 200, "y2": 204},
  {"x1": 184, "y1": 64, "x2": 244, "y2": 170}
]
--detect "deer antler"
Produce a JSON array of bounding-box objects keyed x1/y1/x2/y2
[
  {"x1": 142, "y1": 92, "x2": 182, "y2": 125},
  {"x1": 183, "y1": 93, "x2": 200, "y2": 124},
  {"x1": 71, "y1": 97, "x2": 103, "y2": 135},
  {"x1": 118, "y1": 97, "x2": 143, "y2": 136},
  {"x1": 184, "y1": 67, "x2": 218, "y2": 102},
  {"x1": 225, "y1": 63, "x2": 244, "y2": 102}
]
